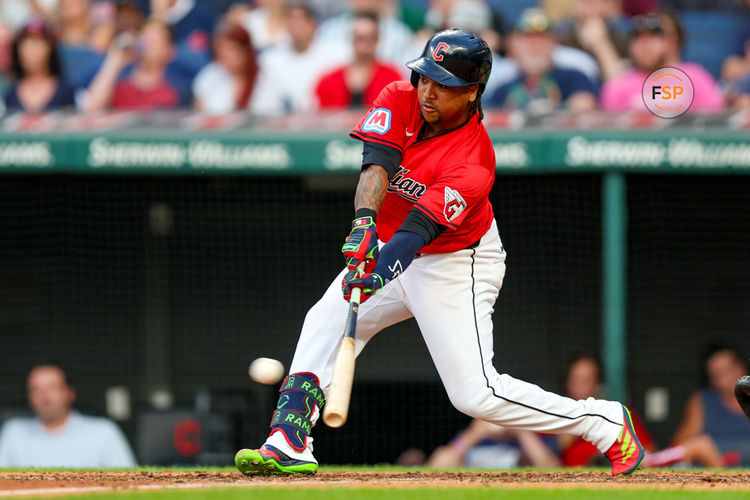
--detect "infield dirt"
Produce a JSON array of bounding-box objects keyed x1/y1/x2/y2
[{"x1": 1, "y1": 470, "x2": 750, "y2": 496}]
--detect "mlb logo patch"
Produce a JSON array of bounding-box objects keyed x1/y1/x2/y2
[{"x1": 362, "y1": 108, "x2": 392, "y2": 135}]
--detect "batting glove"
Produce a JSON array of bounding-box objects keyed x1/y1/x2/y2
[
  {"x1": 342, "y1": 270, "x2": 384, "y2": 303},
  {"x1": 341, "y1": 212, "x2": 379, "y2": 272}
]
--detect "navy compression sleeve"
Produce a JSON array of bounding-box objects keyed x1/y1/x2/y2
[
  {"x1": 400, "y1": 207, "x2": 447, "y2": 245},
  {"x1": 371, "y1": 230, "x2": 424, "y2": 283},
  {"x1": 362, "y1": 141, "x2": 401, "y2": 180},
  {"x1": 371, "y1": 208, "x2": 448, "y2": 283}
]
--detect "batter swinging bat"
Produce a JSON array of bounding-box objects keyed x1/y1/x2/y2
[{"x1": 323, "y1": 262, "x2": 366, "y2": 428}]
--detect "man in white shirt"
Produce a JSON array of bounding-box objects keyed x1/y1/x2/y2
[
  {"x1": 251, "y1": 1, "x2": 348, "y2": 115},
  {"x1": 316, "y1": 0, "x2": 413, "y2": 65},
  {"x1": 0, "y1": 364, "x2": 136, "y2": 468}
]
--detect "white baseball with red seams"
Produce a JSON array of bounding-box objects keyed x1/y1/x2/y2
[{"x1": 263, "y1": 80, "x2": 626, "y2": 462}]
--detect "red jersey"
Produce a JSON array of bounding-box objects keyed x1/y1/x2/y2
[
  {"x1": 350, "y1": 81, "x2": 495, "y2": 254},
  {"x1": 112, "y1": 80, "x2": 180, "y2": 110},
  {"x1": 315, "y1": 62, "x2": 402, "y2": 109}
]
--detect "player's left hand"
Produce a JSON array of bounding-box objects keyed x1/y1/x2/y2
[
  {"x1": 342, "y1": 270, "x2": 384, "y2": 303},
  {"x1": 342, "y1": 215, "x2": 379, "y2": 272}
]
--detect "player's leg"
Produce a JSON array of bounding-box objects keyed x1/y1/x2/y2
[
  {"x1": 403, "y1": 221, "x2": 643, "y2": 476},
  {"x1": 237, "y1": 266, "x2": 413, "y2": 475},
  {"x1": 288, "y1": 266, "x2": 413, "y2": 386}
]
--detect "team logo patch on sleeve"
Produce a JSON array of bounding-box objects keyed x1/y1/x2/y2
[
  {"x1": 444, "y1": 187, "x2": 467, "y2": 222},
  {"x1": 361, "y1": 108, "x2": 392, "y2": 135}
]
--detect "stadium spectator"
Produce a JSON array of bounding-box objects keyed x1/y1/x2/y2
[
  {"x1": 600, "y1": 13, "x2": 723, "y2": 111},
  {"x1": 0, "y1": 363, "x2": 136, "y2": 468},
  {"x1": 3, "y1": 21, "x2": 76, "y2": 112},
  {"x1": 250, "y1": 1, "x2": 347, "y2": 115},
  {"x1": 56, "y1": 0, "x2": 114, "y2": 90},
  {"x1": 402, "y1": 0, "x2": 516, "y2": 96},
  {"x1": 0, "y1": 0, "x2": 58, "y2": 31},
  {"x1": 656, "y1": 9, "x2": 684, "y2": 66},
  {"x1": 406, "y1": 1, "x2": 600, "y2": 98},
  {"x1": 425, "y1": 354, "x2": 655, "y2": 468},
  {"x1": 555, "y1": 355, "x2": 654, "y2": 467},
  {"x1": 228, "y1": 0, "x2": 289, "y2": 51},
  {"x1": 150, "y1": 0, "x2": 216, "y2": 78},
  {"x1": 553, "y1": 0, "x2": 630, "y2": 81},
  {"x1": 193, "y1": 22, "x2": 257, "y2": 114},
  {"x1": 721, "y1": 8, "x2": 750, "y2": 106},
  {"x1": 722, "y1": 40, "x2": 750, "y2": 91},
  {"x1": 56, "y1": 0, "x2": 115, "y2": 50},
  {"x1": 670, "y1": 346, "x2": 750, "y2": 467},
  {"x1": 88, "y1": 1, "x2": 118, "y2": 52},
  {"x1": 314, "y1": 12, "x2": 401, "y2": 109},
  {"x1": 0, "y1": 23, "x2": 13, "y2": 99},
  {"x1": 485, "y1": 8, "x2": 598, "y2": 114},
  {"x1": 427, "y1": 419, "x2": 560, "y2": 468},
  {"x1": 115, "y1": 0, "x2": 147, "y2": 36},
  {"x1": 84, "y1": 19, "x2": 191, "y2": 111},
  {"x1": 410, "y1": 0, "x2": 504, "y2": 54},
  {"x1": 731, "y1": 74, "x2": 750, "y2": 109},
  {"x1": 317, "y1": 0, "x2": 413, "y2": 63}
]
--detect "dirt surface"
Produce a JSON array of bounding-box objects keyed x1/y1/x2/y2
[{"x1": 2, "y1": 470, "x2": 750, "y2": 496}]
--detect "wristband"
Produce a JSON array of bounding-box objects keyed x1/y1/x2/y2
[{"x1": 355, "y1": 208, "x2": 378, "y2": 220}]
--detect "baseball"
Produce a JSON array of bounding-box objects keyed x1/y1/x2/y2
[{"x1": 248, "y1": 357, "x2": 285, "y2": 385}]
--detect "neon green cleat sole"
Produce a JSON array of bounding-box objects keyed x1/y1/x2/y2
[{"x1": 235, "y1": 447, "x2": 318, "y2": 476}]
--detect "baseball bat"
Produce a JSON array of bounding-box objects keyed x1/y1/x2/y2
[{"x1": 323, "y1": 262, "x2": 366, "y2": 428}]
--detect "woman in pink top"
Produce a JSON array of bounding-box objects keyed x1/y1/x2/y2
[{"x1": 601, "y1": 13, "x2": 723, "y2": 112}]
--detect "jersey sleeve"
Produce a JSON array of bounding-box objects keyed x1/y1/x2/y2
[
  {"x1": 349, "y1": 82, "x2": 408, "y2": 153},
  {"x1": 413, "y1": 163, "x2": 492, "y2": 230}
]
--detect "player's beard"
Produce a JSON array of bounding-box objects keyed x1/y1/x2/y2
[{"x1": 420, "y1": 102, "x2": 441, "y2": 124}]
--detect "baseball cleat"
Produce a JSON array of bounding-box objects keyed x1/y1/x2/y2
[
  {"x1": 605, "y1": 405, "x2": 645, "y2": 477},
  {"x1": 235, "y1": 445, "x2": 318, "y2": 475}
]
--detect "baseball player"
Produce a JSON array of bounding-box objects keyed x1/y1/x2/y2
[{"x1": 235, "y1": 29, "x2": 644, "y2": 477}]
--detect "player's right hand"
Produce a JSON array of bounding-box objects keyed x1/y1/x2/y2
[
  {"x1": 341, "y1": 215, "x2": 379, "y2": 272},
  {"x1": 342, "y1": 270, "x2": 384, "y2": 303}
]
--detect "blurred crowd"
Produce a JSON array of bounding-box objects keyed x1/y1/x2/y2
[
  {"x1": 2, "y1": 0, "x2": 750, "y2": 116},
  {"x1": 397, "y1": 347, "x2": 750, "y2": 469},
  {"x1": 3, "y1": 347, "x2": 749, "y2": 468}
]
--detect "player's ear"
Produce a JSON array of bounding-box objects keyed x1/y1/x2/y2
[{"x1": 468, "y1": 84, "x2": 479, "y2": 103}]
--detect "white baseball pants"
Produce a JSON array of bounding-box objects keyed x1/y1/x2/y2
[{"x1": 288, "y1": 219, "x2": 624, "y2": 452}]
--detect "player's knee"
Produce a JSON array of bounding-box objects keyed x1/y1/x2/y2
[{"x1": 448, "y1": 385, "x2": 495, "y2": 420}]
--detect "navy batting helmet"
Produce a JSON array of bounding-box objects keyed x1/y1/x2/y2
[{"x1": 406, "y1": 29, "x2": 492, "y2": 92}]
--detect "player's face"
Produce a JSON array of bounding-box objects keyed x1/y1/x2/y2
[
  {"x1": 27, "y1": 366, "x2": 75, "y2": 425},
  {"x1": 417, "y1": 75, "x2": 478, "y2": 130}
]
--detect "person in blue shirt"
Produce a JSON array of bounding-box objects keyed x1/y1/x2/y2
[
  {"x1": 484, "y1": 8, "x2": 598, "y2": 113},
  {"x1": 671, "y1": 345, "x2": 750, "y2": 467},
  {"x1": 55, "y1": 0, "x2": 115, "y2": 91},
  {"x1": 150, "y1": 0, "x2": 216, "y2": 79},
  {"x1": 0, "y1": 363, "x2": 136, "y2": 468}
]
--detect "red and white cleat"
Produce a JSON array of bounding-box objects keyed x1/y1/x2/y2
[{"x1": 605, "y1": 405, "x2": 645, "y2": 477}]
